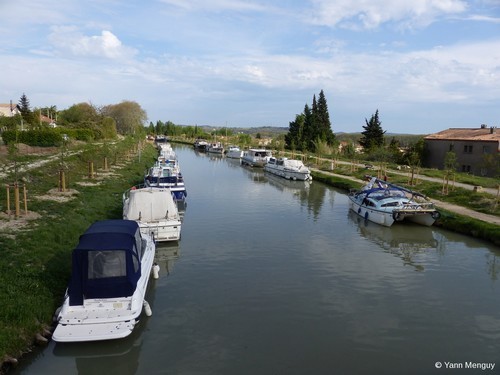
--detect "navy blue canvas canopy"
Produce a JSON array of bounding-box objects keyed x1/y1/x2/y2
[{"x1": 68, "y1": 220, "x2": 143, "y2": 306}]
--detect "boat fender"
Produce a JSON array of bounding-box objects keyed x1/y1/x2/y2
[
  {"x1": 131, "y1": 186, "x2": 136, "y2": 190},
  {"x1": 392, "y1": 211, "x2": 402, "y2": 221},
  {"x1": 431, "y1": 211, "x2": 441, "y2": 220},
  {"x1": 53, "y1": 306, "x2": 62, "y2": 323},
  {"x1": 153, "y1": 263, "x2": 160, "y2": 279},
  {"x1": 364, "y1": 211, "x2": 369, "y2": 221},
  {"x1": 143, "y1": 300, "x2": 152, "y2": 317},
  {"x1": 358, "y1": 208, "x2": 361, "y2": 214}
]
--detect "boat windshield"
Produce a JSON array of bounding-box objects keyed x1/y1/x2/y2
[{"x1": 88, "y1": 250, "x2": 127, "y2": 279}]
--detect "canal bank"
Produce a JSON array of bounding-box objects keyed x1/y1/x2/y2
[{"x1": 311, "y1": 169, "x2": 500, "y2": 246}]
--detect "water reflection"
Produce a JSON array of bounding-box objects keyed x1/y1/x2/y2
[
  {"x1": 239, "y1": 163, "x2": 268, "y2": 183},
  {"x1": 52, "y1": 330, "x2": 143, "y2": 375},
  {"x1": 349, "y1": 211, "x2": 438, "y2": 271},
  {"x1": 155, "y1": 242, "x2": 180, "y2": 276}
]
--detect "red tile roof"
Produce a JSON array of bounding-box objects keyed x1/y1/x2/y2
[{"x1": 425, "y1": 126, "x2": 499, "y2": 142}]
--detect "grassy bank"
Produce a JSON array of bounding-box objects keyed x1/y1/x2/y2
[
  {"x1": 0, "y1": 138, "x2": 158, "y2": 372},
  {"x1": 312, "y1": 170, "x2": 500, "y2": 246}
]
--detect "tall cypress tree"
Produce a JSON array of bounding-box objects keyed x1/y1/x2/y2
[
  {"x1": 360, "y1": 109, "x2": 385, "y2": 150},
  {"x1": 314, "y1": 90, "x2": 335, "y2": 145},
  {"x1": 285, "y1": 90, "x2": 335, "y2": 152},
  {"x1": 285, "y1": 113, "x2": 305, "y2": 151}
]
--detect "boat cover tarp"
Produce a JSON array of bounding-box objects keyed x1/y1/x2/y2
[
  {"x1": 124, "y1": 188, "x2": 179, "y2": 221},
  {"x1": 68, "y1": 220, "x2": 142, "y2": 306}
]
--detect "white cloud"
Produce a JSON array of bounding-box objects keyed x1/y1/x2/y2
[
  {"x1": 308, "y1": 0, "x2": 468, "y2": 29},
  {"x1": 48, "y1": 27, "x2": 137, "y2": 59},
  {"x1": 158, "y1": 0, "x2": 269, "y2": 12}
]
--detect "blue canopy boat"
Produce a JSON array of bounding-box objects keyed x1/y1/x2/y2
[{"x1": 53, "y1": 220, "x2": 156, "y2": 342}]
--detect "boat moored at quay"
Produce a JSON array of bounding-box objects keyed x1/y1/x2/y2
[
  {"x1": 123, "y1": 185, "x2": 182, "y2": 242},
  {"x1": 348, "y1": 177, "x2": 440, "y2": 227},
  {"x1": 225, "y1": 145, "x2": 243, "y2": 159},
  {"x1": 264, "y1": 157, "x2": 312, "y2": 181},
  {"x1": 52, "y1": 220, "x2": 157, "y2": 342},
  {"x1": 241, "y1": 148, "x2": 273, "y2": 167}
]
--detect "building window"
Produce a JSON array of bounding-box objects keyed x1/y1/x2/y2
[
  {"x1": 461, "y1": 165, "x2": 471, "y2": 173},
  {"x1": 449, "y1": 143, "x2": 454, "y2": 151},
  {"x1": 483, "y1": 145, "x2": 490, "y2": 153},
  {"x1": 463, "y1": 145, "x2": 473, "y2": 153}
]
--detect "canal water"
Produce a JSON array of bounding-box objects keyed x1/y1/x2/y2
[{"x1": 12, "y1": 144, "x2": 500, "y2": 375}]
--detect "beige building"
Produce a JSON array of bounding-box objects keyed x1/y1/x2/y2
[
  {"x1": 424, "y1": 125, "x2": 499, "y2": 177},
  {"x1": 0, "y1": 102, "x2": 21, "y2": 117}
]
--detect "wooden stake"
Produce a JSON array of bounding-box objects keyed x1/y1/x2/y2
[
  {"x1": 23, "y1": 184, "x2": 27, "y2": 215},
  {"x1": 6, "y1": 185, "x2": 10, "y2": 215},
  {"x1": 14, "y1": 183, "x2": 20, "y2": 218}
]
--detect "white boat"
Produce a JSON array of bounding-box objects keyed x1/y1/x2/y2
[
  {"x1": 264, "y1": 157, "x2": 312, "y2": 181},
  {"x1": 123, "y1": 186, "x2": 182, "y2": 242},
  {"x1": 144, "y1": 161, "x2": 187, "y2": 202},
  {"x1": 241, "y1": 148, "x2": 273, "y2": 167},
  {"x1": 348, "y1": 177, "x2": 440, "y2": 227},
  {"x1": 158, "y1": 142, "x2": 176, "y2": 160},
  {"x1": 193, "y1": 138, "x2": 208, "y2": 151},
  {"x1": 226, "y1": 145, "x2": 243, "y2": 159},
  {"x1": 207, "y1": 142, "x2": 224, "y2": 154},
  {"x1": 53, "y1": 220, "x2": 156, "y2": 342}
]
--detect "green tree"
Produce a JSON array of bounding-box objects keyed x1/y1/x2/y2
[
  {"x1": 18, "y1": 93, "x2": 35, "y2": 126},
  {"x1": 285, "y1": 113, "x2": 305, "y2": 151},
  {"x1": 284, "y1": 90, "x2": 335, "y2": 153},
  {"x1": 59, "y1": 102, "x2": 99, "y2": 126},
  {"x1": 18, "y1": 93, "x2": 30, "y2": 116},
  {"x1": 360, "y1": 109, "x2": 385, "y2": 151},
  {"x1": 101, "y1": 100, "x2": 147, "y2": 135},
  {"x1": 444, "y1": 151, "x2": 458, "y2": 172},
  {"x1": 314, "y1": 90, "x2": 335, "y2": 146}
]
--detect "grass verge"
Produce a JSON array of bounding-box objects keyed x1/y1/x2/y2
[{"x1": 0, "y1": 139, "x2": 158, "y2": 372}]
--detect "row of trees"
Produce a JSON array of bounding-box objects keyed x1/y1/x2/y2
[
  {"x1": 285, "y1": 90, "x2": 335, "y2": 153},
  {"x1": 283, "y1": 91, "x2": 426, "y2": 167},
  {"x1": 1, "y1": 94, "x2": 149, "y2": 145}
]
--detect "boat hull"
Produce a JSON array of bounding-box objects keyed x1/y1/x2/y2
[
  {"x1": 264, "y1": 165, "x2": 312, "y2": 181},
  {"x1": 139, "y1": 220, "x2": 181, "y2": 242},
  {"x1": 348, "y1": 195, "x2": 437, "y2": 227}
]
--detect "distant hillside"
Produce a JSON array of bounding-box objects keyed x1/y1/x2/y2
[
  {"x1": 186, "y1": 125, "x2": 425, "y2": 145},
  {"x1": 197, "y1": 125, "x2": 288, "y2": 137}
]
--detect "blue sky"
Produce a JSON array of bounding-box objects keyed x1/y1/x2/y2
[{"x1": 1, "y1": 0, "x2": 499, "y2": 134}]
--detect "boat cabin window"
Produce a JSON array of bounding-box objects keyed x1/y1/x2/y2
[
  {"x1": 381, "y1": 202, "x2": 400, "y2": 207},
  {"x1": 88, "y1": 250, "x2": 126, "y2": 279}
]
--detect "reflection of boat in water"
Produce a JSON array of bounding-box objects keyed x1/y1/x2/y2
[
  {"x1": 349, "y1": 211, "x2": 438, "y2": 271},
  {"x1": 155, "y1": 243, "x2": 180, "y2": 276},
  {"x1": 53, "y1": 328, "x2": 143, "y2": 375},
  {"x1": 240, "y1": 163, "x2": 268, "y2": 183},
  {"x1": 265, "y1": 172, "x2": 312, "y2": 194}
]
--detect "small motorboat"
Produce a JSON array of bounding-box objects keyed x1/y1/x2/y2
[
  {"x1": 348, "y1": 177, "x2": 440, "y2": 227},
  {"x1": 52, "y1": 220, "x2": 156, "y2": 342}
]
